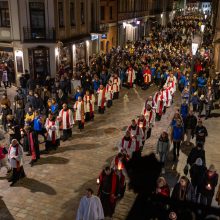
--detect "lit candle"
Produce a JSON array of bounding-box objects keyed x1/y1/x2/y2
[
  {"x1": 139, "y1": 122, "x2": 143, "y2": 128},
  {"x1": 96, "y1": 178, "x2": 100, "y2": 184},
  {"x1": 118, "y1": 161, "x2": 123, "y2": 171}
]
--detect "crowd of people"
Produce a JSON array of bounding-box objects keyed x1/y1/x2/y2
[
  {"x1": 0, "y1": 13, "x2": 220, "y2": 219},
  {"x1": 76, "y1": 14, "x2": 220, "y2": 219}
]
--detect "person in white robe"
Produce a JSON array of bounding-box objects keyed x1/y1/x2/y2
[
  {"x1": 126, "y1": 66, "x2": 136, "y2": 88},
  {"x1": 58, "y1": 103, "x2": 74, "y2": 141},
  {"x1": 109, "y1": 74, "x2": 120, "y2": 99},
  {"x1": 83, "y1": 90, "x2": 95, "y2": 121},
  {"x1": 97, "y1": 85, "x2": 107, "y2": 114},
  {"x1": 117, "y1": 131, "x2": 140, "y2": 158},
  {"x1": 8, "y1": 139, "x2": 26, "y2": 186},
  {"x1": 45, "y1": 113, "x2": 60, "y2": 150},
  {"x1": 106, "y1": 80, "x2": 114, "y2": 108},
  {"x1": 126, "y1": 119, "x2": 144, "y2": 148},
  {"x1": 76, "y1": 188, "x2": 104, "y2": 220},
  {"x1": 74, "y1": 96, "x2": 85, "y2": 130},
  {"x1": 162, "y1": 85, "x2": 172, "y2": 113}
]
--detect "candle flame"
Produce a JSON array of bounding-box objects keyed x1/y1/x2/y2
[{"x1": 96, "y1": 178, "x2": 100, "y2": 184}]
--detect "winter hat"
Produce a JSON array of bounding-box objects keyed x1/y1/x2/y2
[{"x1": 195, "y1": 158, "x2": 203, "y2": 166}]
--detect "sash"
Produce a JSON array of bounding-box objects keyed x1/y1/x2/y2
[
  {"x1": 47, "y1": 119, "x2": 56, "y2": 144},
  {"x1": 100, "y1": 89, "x2": 106, "y2": 109},
  {"x1": 128, "y1": 126, "x2": 139, "y2": 135},
  {"x1": 110, "y1": 172, "x2": 117, "y2": 203},
  {"x1": 122, "y1": 137, "x2": 132, "y2": 149},
  {"x1": 74, "y1": 101, "x2": 84, "y2": 123},
  {"x1": 61, "y1": 109, "x2": 70, "y2": 129},
  {"x1": 129, "y1": 70, "x2": 133, "y2": 87},
  {"x1": 159, "y1": 93, "x2": 164, "y2": 115},
  {"x1": 8, "y1": 145, "x2": 20, "y2": 171},
  {"x1": 166, "y1": 89, "x2": 169, "y2": 105}
]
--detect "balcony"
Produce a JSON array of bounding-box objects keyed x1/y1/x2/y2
[{"x1": 23, "y1": 27, "x2": 56, "y2": 42}]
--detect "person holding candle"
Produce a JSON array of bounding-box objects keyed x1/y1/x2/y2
[
  {"x1": 156, "y1": 176, "x2": 170, "y2": 197},
  {"x1": 199, "y1": 164, "x2": 219, "y2": 206}
]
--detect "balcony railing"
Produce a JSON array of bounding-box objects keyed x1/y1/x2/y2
[{"x1": 23, "y1": 27, "x2": 56, "y2": 42}]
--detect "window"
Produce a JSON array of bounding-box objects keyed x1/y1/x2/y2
[
  {"x1": 29, "y1": 2, "x2": 46, "y2": 39},
  {"x1": 0, "y1": 1, "x2": 10, "y2": 27},
  {"x1": 109, "y1": 6, "x2": 113, "y2": 20},
  {"x1": 81, "y1": 2, "x2": 85, "y2": 24},
  {"x1": 58, "y1": 2, "x2": 64, "y2": 27},
  {"x1": 100, "y1": 6, "x2": 105, "y2": 20},
  {"x1": 70, "y1": 1, "x2": 75, "y2": 26}
]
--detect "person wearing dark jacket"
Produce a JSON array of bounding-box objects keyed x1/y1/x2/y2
[
  {"x1": 14, "y1": 100, "x2": 25, "y2": 128},
  {"x1": 33, "y1": 92, "x2": 45, "y2": 113},
  {"x1": 200, "y1": 164, "x2": 219, "y2": 206},
  {"x1": 189, "y1": 158, "x2": 207, "y2": 200},
  {"x1": 26, "y1": 77, "x2": 36, "y2": 92},
  {"x1": 171, "y1": 119, "x2": 184, "y2": 161},
  {"x1": 156, "y1": 131, "x2": 170, "y2": 174},
  {"x1": 194, "y1": 119, "x2": 208, "y2": 147},
  {"x1": 1, "y1": 104, "x2": 12, "y2": 132},
  {"x1": 187, "y1": 143, "x2": 206, "y2": 167},
  {"x1": 7, "y1": 115, "x2": 21, "y2": 144},
  {"x1": 171, "y1": 176, "x2": 196, "y2": 202},
  {"x1": 19, "y1": 74, "x2": 28, "y2": 95},
  {"x1": 184, "y1": 110, "x2": 197, "y2": 145}
]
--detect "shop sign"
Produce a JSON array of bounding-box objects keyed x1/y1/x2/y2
[
  {"x1": 91, "y1": 34, "x2": 99, "y2": 41},
  {"x1": 101, "y1": 34, "x2": 107, "y2": 39}
]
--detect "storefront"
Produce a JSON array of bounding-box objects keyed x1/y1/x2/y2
[{"x1": 28, "y1": 46, "x2": 50, "y2": 79}]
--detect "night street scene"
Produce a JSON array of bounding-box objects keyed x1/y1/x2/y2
[{"x1": 1, "y1": 0, "x2": 220, "y2": 219}]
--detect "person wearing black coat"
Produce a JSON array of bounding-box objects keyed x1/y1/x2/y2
[
  {"x1": 189, "y1": 158, "x2": 207, "y2": 200},
  {"x1": 199, "y1": 164, "x2": 219, "y2": 206},
  {"x1": 1, "y1": 105, "x2": 12, "y2": 132},
  {"x1": 7, "y1": 115, "x2": 21, "y2": 144},
  {"x1": 14, "y1": 101, "x2": 25, "y2": 128},
  {"x1": 194, "y1": 119, "x2": 208, "y2": 147},
  {"x1": 184, "y1": 110, "x2": 197, "y2": 145},
  {"x1": 187, "y1": 143, "x2": 206, "y2": 167},
  {"x1": 171, "y1": 176, "x2": 196, "y2": 202},
  {"x1": 33, "y1": 92, "x2": 45, "y2": 113}
]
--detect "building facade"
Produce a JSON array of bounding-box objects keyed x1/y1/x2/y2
[
  {"x1": 99, "y1": 0, "x2": 117, "y2": 53},
  {"x1": 0, "y1": 0, "x2": 99, "y2": 83},
  {"x1": 213, "y1": 0, "x2": 220, "y2": 72},
  {"x1": 117, "y1": 0, "x2": 174, "y2": 47}
]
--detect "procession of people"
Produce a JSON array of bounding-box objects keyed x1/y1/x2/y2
[{"x1": 0, "y1": 12, "x2": 220, "y2": 220}]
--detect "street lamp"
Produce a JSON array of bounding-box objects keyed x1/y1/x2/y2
[{"x1": 189, "y1": 42, "x2": 199, "y2": 105}]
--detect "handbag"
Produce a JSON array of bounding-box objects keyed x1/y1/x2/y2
[{"x1": 2, "y1": 147, "x2": 8, "y2": 154}]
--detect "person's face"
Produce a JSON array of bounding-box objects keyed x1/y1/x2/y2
[
  {"x1": 28, "y1": 108, "x2": 32, "y2": 112},
  {"x1": 34, "y1": 94, "x2": 38, "y2": 98},
  {"x1": 180, "y1": 179, "x2": 187, "y2": 187},
  {"x1": 86, "y1": 190, "x2": 92, "y2": 198},
  {"x1": 2, "y1": 95, "x2": 6, "y2": 99},
  {"x1": 158, "y1": 179, "x2": 165, "y2": 188},
  {"x1": 63, "y1": 104, "x2": 67, "y2": 110},
  {"x1": 131, "y1": 121, "x2": 136, "y2": 126},
  {"x1": 52, "y1": 99, "x2": 56, "y2": 104},
  {"x1": 49, "y1": 114, "x2": 53, "y2": 120}
]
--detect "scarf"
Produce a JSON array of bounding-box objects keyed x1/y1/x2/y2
[
  {"x1": 85, "y1": 95, "x2": 93, "y2": 116},
  {"x1": 122, "y1": 137, "x2": 132, "y2": 149},
  {"x1": 8, "y1": 144, "x2": 20, "y2": 171},
  {"x1": 74, "y1": 101, "x2": 84, "y2": 123},
  {"x1": 61, "y1": 109, "x2": 70, "y2": 129}
]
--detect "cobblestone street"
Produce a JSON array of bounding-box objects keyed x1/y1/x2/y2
[{"x1": 0, "y1": 86, "x2": 164, "y2": 220}]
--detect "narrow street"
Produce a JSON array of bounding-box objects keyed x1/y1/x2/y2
[{"x1": 0, "y1": 85, "x2": 166, "y2": 220}]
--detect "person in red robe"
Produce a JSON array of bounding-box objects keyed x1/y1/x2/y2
[
  {"x1": 142, "y1": 65, "x2": 151, "y2": 90},
  {"x1": 97, "y1": 166, "x2": 120, "y2": 217}
]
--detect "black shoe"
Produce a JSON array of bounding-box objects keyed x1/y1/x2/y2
[{"x1": 8, "y1": 179, "x2": 13, "y2": 182}]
